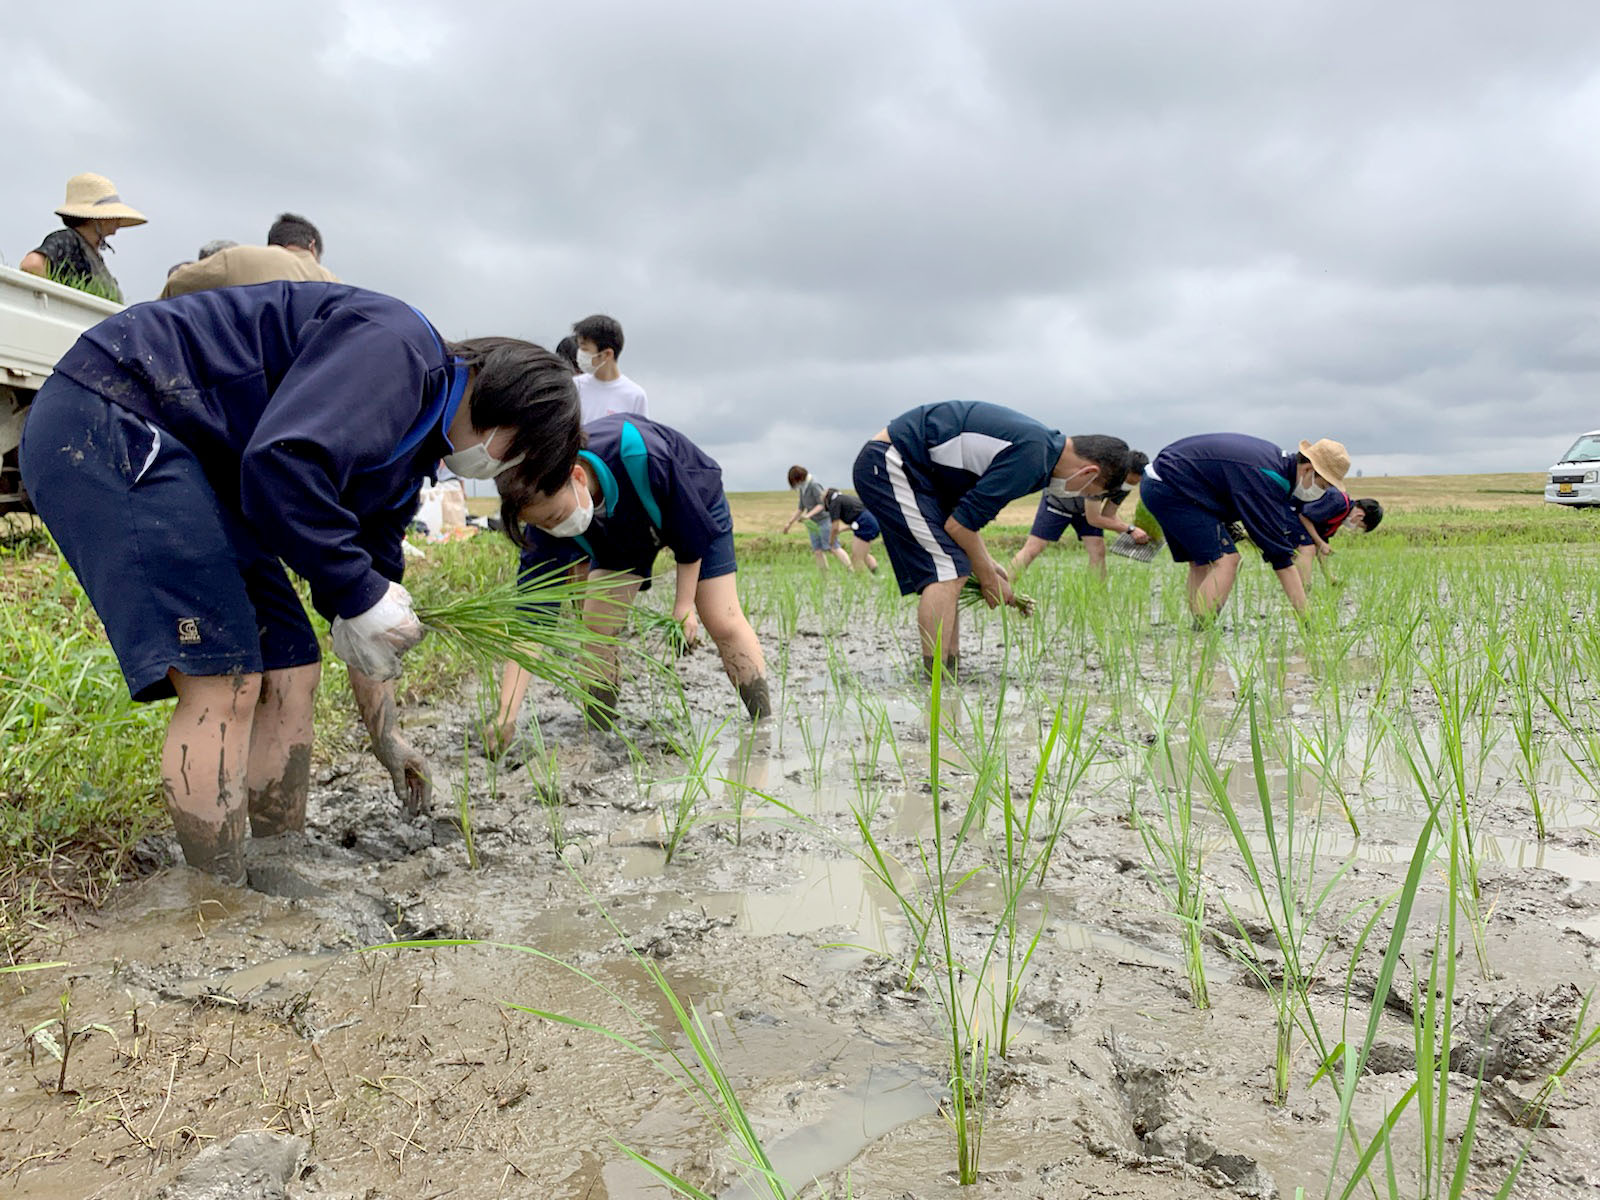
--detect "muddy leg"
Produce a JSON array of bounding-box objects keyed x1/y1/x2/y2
[
  {"x1": 246, "y1": 662, "x2": 319, "y2": 837},
  {"x1": 917, "y1": 578, "x2": 961, "y2": 677},
  {"x1": 580, "y1": 571, "x2": 643, "y2": 729},
  {"x1": 164, "y1": 669, "x2": 261, "y2": 884},
  {"x1": 695, "y1": 574, "x2": 770, "y2": 719}
]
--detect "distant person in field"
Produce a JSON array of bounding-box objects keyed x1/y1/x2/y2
[
  {"x1": 20, "y1": 173, "x2": 146, "y2": 302},
  {"x1": 19, "y1": 282, "x2": 582, "y2": 886},
  {"x1": 161, "y1": 212, "x2": 338, "y2": 298},
  {"x1": 821, "y1": 487, "x2": 881, "y2": 573},
  {"x1": 572, "y1": 314, "x2": 648, "y2": 423},
  {"x1": 783, "y1": 465, "x2": 852, "y2": 570},
  {"x1": 1138, "y1": 434, "x2": 1351, "y2": 617},
  {"x1": 491, "y1": 414, "x2": 770, "y2": 746},
  {"x1": 853, "y1": 401, "x2": 1131, "y2": 676},
  {"x1": 1010, "y1": 451, "x2": 1151, "y2": 580},
  {"x1": 1294, "y1": 492, "x2": 1383, "y2": 585}
]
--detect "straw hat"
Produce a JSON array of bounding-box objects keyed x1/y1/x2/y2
[
  {"x1": 54, "y1": 173, "x2": 147, "y2": 227},
  {"x1": 1299, "y1": 438, "x2": 1350, "y2": 488}
]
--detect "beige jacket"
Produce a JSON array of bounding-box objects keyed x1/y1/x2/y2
[{"x1": 160, "y1": 245, "x2": 338, "y2": 298}]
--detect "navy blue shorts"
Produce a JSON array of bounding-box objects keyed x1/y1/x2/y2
[
  {"x1": 1028, "y1": 495, "x2": 1100, "y2": 542},
  {"x1": 19, "y1": 377, "x2": 321, "y2": 702},
  {"x1": 1138, "y1": 473, "x2": 1237, "y2": 566},
  {"x1": 849, "y1": 508, "x2": 881, "y2": 542},
  {"x1": 852, "y1": 440, "x2": 969, "y2": 596}
]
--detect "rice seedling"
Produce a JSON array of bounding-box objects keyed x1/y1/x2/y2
[
  {"x1": 1504, "y1": 633, "x2": 1548, "y2": 838},
  {"x1": 1519, "y1": 987, "x2": 1600, "y2": 1129},
  {"x1": 661, "y1": 714, "x2": 733, "y2": 864}
]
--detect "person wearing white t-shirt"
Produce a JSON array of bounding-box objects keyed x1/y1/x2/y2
[{"x1": 572, "y1": 313, "x2": 648, "y2": 425}]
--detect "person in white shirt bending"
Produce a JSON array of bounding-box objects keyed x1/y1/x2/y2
[{"x1": 572, "y1": 314, "x2": 648, "y2": 424}]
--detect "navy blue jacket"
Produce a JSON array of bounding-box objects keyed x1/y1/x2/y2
[
  {"x1": 1149, "y1": 433, "x2": 1304, "y2": 569},
  {"x1": 519, "y1": 415, "x2": 730, "y2": 580},
  {"x1": 887, "y1": 401, "x2": 1067, "y2": 531},
  {"x1": 1301, "y1": 488, "x2": 1353, "y2": 540},
  {"x1": 53, "y1": 282, "x2": 455, "y2": 620}
]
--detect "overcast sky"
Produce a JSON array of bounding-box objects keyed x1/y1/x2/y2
[{"x1": 6, "y1": 0, "x2": 1600, "y2": 488}]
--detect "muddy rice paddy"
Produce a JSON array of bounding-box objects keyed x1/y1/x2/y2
[{"x1": 4, "y1": 556, "x2": 1600, "y2": 1199}]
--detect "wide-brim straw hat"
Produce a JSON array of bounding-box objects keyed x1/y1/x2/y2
[
  {"x1": 54, "y1": 173, "x2": 147, "y2": 227},
  {"x1": 1299, "y1": 438, "x2": 1350, "y2": 488}
]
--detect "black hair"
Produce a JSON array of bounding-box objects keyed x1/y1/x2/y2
[
  {"x1": 62, "y1": 215, "x2": 91, "y2": 229},
  {"x1": 787, "y1": 465, "x2": 808, "y2": 487},
  {"x1": 573, "y1": 314, "x2": 624, "y2": 358},
  {"x1": 1068, "y1": 434, "x2": 1134, "y2": 491},
  {"x1": 1124, "y1": 450, "x2": 1150, "y2": 479},
  {"x1": 822, "y1": 487, "x2": 839, "y2": 507},
  {"x1": 553, "y1": 336, "x2": 581, "y2": 374},
  {"x1": 1351, "y1": 497, "x2": 1383, "y2": 531},
  {"x1": 445, "y1": 337, "x2": 584, "y2": 543},
  {"x1": 267, "y1": 212, "x2": 323, "y2": 256}
]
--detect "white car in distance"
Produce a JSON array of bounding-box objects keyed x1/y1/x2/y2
[{"x1": 1545, "y1": 430, "x2": 1600, "y2": 507}]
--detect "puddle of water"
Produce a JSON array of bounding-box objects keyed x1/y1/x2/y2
[
  {"x1": 220, "y1": 952, "x2": 337, "y2": 997},
  {"x1": 719, "y1": 1062, "x2": 941, "y2": 1200}
]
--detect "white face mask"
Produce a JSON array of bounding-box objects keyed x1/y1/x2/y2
[
  {"x1": 538, "y1": 477, "x2": 594, "y2": 538},
  {"x1": 575, "y1": 349, "x2": 598, "y2": 375},
  {"x1": 1047, "y1": 467, "x2": 1095, "y2": 501},
  {"x1": 1293, "y1": 481, "x2": 1326, "y2": 503},
  {"x1": 442, "y1": 431, "x2": 524, "y2": 480}
]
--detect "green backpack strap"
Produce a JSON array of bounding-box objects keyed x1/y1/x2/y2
[{"x1": 617, "y1": 420, "x2": 663, "y2": 528}]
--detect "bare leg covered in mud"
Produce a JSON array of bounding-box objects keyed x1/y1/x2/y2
[
  {"x1": 349, "y1": 669, "x2": 431, "y2": 815},
  {"x1": 693, "y1": 572, "x2": 771, "y2": 720},
  {"x1": 246, "y1": 662, "x2": 319, "y2": 837},
  {"x1": 1186, "y1": 553, "x2": 1241, "y2": 619},
  {"x1": 580, "y1": 570, "x2": 645, "y2": 730},
  {"x1": 162, "y1": 670, "x2": 260, "y2": 884},
  {"x1": 917, "y1": 578, "x2": 962, "y2": 680}
]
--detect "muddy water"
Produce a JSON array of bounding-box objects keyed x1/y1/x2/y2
[{"x1": 4, "y1": 599, "x2": 1600, "y2": 1199}]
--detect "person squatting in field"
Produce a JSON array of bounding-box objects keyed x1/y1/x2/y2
[
  {"x1": 783, "y1": 465, "x2": 852, "y2": 571},
  {"x1": 852, "y1": 400, "x2": 1132, "y2": 676},
  {"x1": 18, "y1": 282, "x2": 581, "y2": 884},
  {"x1": 821, "y1": 487, "x2": 881, "y2": 573},
  {"x1": 1292, "y1": 491, "x2": 1384, "y2": 587},
  {"x1": 1009, "y1": 451, "x2": 1151, "y2": 580},
  {"x1": 1137, "y1": 433, "x2": 1351, "y2": 618},
  {"x1": 490, "y1": 413, "x2": 771, "y2": 746}
]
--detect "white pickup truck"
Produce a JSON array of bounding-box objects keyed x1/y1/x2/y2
[{"x1": 0, "y1": 263, "x2": 123, "y2": 512}]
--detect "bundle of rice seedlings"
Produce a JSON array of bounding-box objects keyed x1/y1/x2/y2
[
  {"x1": 413, "y1": 567, "x2": 627, "y2": 707},
  {"x1": 632, "y1": 606, "x2": 692, "y2": 657},
  {"x1": 960, "y1": 573, "x2": 1035, "y2": 616}
]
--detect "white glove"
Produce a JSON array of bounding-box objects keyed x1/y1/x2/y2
[{"x1": 331, "y1": 582, "x2": 425, "y2": 681}]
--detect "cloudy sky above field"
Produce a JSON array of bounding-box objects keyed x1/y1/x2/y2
[{"x1": 6, "y1": 0, "x2": 1600, "y2": 487}]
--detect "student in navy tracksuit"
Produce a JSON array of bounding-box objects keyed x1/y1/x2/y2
[
  {"x1": 1010, "y1": 451, "x2": 1151, "y2": 580},
  {"x1": 852, "y1": 401, "x2": 1131, "y2": 675},
  {"x1": 820, "y1": 488, "x2": 881, "y2": 573},
  {"x1": 1138, "y1": 434, "x2": 1350, "y2": 617},
  {"x1": 18, "y1": 282, "x2": 581, "y2": 883},
  {"x1": 1292, "y1": 490, "x2": 1383, "y2": 586},
  {"x1": 492, "y1": 414, "x2": 770, "y2": 742}
]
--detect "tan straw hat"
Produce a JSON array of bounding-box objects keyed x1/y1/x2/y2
[
  {"x1": 1299, "y1": 438, "x2": 1350, "y2": 488},
  {"x1": 54, "y1": 173, "x2": 147, "y2": 227}
]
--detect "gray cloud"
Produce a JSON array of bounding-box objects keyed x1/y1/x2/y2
[{"x1": 5, "y1": 0, "x2": 1599, "y2": 489}]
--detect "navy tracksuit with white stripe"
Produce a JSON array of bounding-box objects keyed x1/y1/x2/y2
[{"x1": 853, "y1": 401, "x2": 1065, "y2": 595}]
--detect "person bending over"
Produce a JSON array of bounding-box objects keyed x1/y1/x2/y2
[
  {"x1": 491, "y1": 414, "x2": 771, "y2": 745},
  {"x1": 782, "y1": 465, "x2": 852, "y2": 571},
  {"x1": 1294, "y1": 492, "x2": 1383, "y2": 585},
  {"x1": 821, "y1": 487, "x2": 881, "y2": 573},
  {"x1": 19, "y1": 282, "x2": 581, "y2": 884},
  {"x1": 852, "y1": 400, "x2": 1130, "y2": 676},
  {"x1": 1138, "y1": 434, "x2": 1350, "y2": 618},
  {"x1": 1010, "y1": 451, "x2": 1150, "y2": 580}
]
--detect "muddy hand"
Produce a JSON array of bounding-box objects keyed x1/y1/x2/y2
[
  {"x1": 678, "y1": 610, "x2": 701, "y2": 650},
  {"x1": 376, "y1": 734, "x2": 432, "y2": 815}
]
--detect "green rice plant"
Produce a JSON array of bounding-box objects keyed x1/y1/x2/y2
[
  {"x1": 1519, "y1": 987, "x2": 1600, "y2": 1129},
  {"x1": 520, "y1": 712, "x2": 566, "y2": 852},
  {"x1": 796, "y1": 709, "x2": 833, "y2": 789},
  {"x1": 1200, "y1": 697, "x2": 1363, "y2": 1105},
  {"x1": 660, "y1": 715, "x2": 732, "y2": 864},
  {"x1": 1504, "y1": 633, "x2": 1548, "y2": 838},
  {"x1": 1539, "y1": 690, "x2": 1600, "y2": 802},
  {"x1": 1129, "y1": 687, "x2": 1212, "y2": 1010},
  {"x1": 370, "y1": 921, "x2": 792, "y2": 1196}
]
